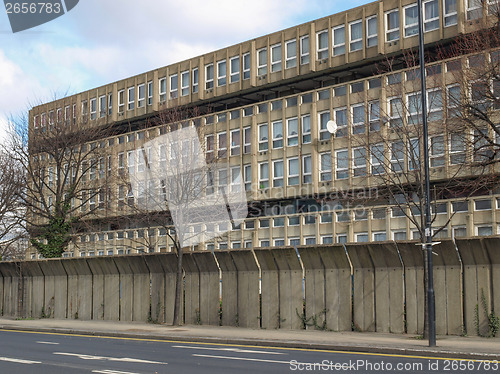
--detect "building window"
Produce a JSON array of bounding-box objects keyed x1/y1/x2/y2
[
  {"x1": 366, "y1": 15, "x2": 378, "y2": 47},
  {"x1": 389, "y1": 97, "x2": 403, "y2": 128},
  {"x1": 476, "y1": 225, "x2": 493, "y2": 236},
  {"x1": 450, "y1": 134, "x2": 466, "y2": 164},
  {"x1": 320, "y1": 152, "x2": 332, "y2": 181},
  {"x1": 230, "y1": 56, "x2": 240, "y2": 83},
  {"x1": 259, "y1": 162, "x2": 269, "y2": 189},
  {"x1": 285, "y1": 39, "x2": 297, "y2": 68},
  {"x1": 257, "y1": 48, "x2": 267, "y2": 76},
  {"x1": 289, "y1": 237, "x2": 300, "y2": 246},
  {"x1": 107, "y1": 93, "x2": 113, "y2": 115},
  {"x1": 273, "y1": 160, "x2": 284, "y2": 187},
  {"x1": 285, "y1": 117, "x2": 299, "y2": 146},
  {"x1": 430, "y1": 135, "x2": 445, "y2": 167},
  {"x1": 318, "y1": 111, "x2": 330, "y2": 140},
  {"x1": 244, "y1": 164, "x2": 251, "y2": 191},
  {"x1": 356, "y1": 233, "x2": 369, "y2": 242},
  {"x1": 303, "y1": 155, "x2": 312, "y2": 184},
  {"x1": 289, "y1": 216, "x2": 300, "y2": 226},
  {"x1": 349, "y1": 20, "x2": 362, "y2": 52},
  {"x1": 423, "y1": 0, "x2": 439, "y2": 31},
  {"x1": 243, "y1": 126, "x2": 251, "y2": 154},
  {"x1": 407, "y1": 92, "x2": 422, "y2": 125},
  {"x1": 159, "y1": 78, "x2": 167, "y2": 102},
  {"x1": 230, "y1": 167, "x2": 241, "y2": 192},
  {"x1": 147, "y1": 81, "x2": 153, "y2": 105},
  {"x1": 301, "y1": 114, "x2": 311, "y2": 144},
  {"x1": 386, "y1": 9, "x2": 400, "y2": 41},
  {"x1": 300, "y1": 35, "x2": 309, "y2": 64},
  {"x1": 393, "y1": 231, "x2": 407, "y2": 240},
  {"x1": 373, "y1": 232, "x2": 387, "y2": 241},
  {"x1": 337, "y1": 234, "x2": 348, "y2": 243},
  {"x1": 475, "y1": 199, "x2": 492, "y2": 211},
  {"x1": 90, "y1": 98, "x2": 97, "y2": 120},
  {"x1": 390, "y1": 141, "x2": 404, "y2": 173},
  {"x1": 353, "y1": 147, "x2": 367, "y2": 177},
  {"x1": 179, "y1": 71, "x2": 189, "y2": 97},
  {"x1": 217, "y1": 60, "x2": 226, "y2": 86},
  {"x1": 467, "y1": 0, "x2": 482, "y2": 20},
  {"x1": 169, "y1": 74, "x2": 178, "y2": 99},
  {"x1": 258, "y1": 125, "x2": 269, "y2": 150},
  {"x1": 230, "y1": 129, "x2": 240, "y2": 156},
  {"x1": 218, "y1": 132, "x2": 227, "y2": 158},
  {"x1": 317, "y1": 30, "x2": 329, "y2": 59},
  {"x1": 243, "y1": 53, "x2": 250, "y2": 79},
  {"x1": 127, "y1": 87, "x2": 135, "y2": 110},
  {"x1": 333, "y1": 25, "x2": 345, "y2": 56},
  {"x1": 428, "y1": 89, "x2": 443, "y2": 121},
  {"x1": 205, "y1": 64, "x2": 214, "y2": 90},
  {"x1": 335, "y1": 149, "x2": 348, "y2": 179},
  {"x1": 305, "y1": 237, "x2": 316, "y2": 245},
  {"x1": 288, "y1": 157, "x2": 299, "y2": 185},
  {"x1": 334, "y1": 107, "x2": 348, "y2": 137},
  {"x1": 205, "y1": 134, "x2": 214, "y2": 160},
  {"x1": 351, "y1": 104, "x2": 365, "y2": 134},
  {"x1": 404, "y1": 4, "x2": 418, "y2": 37},
  {"x1": 98, "y1": 96, "x2": 106, "y2": 118},
  {"x1": 370, "y1": 144, "x2": 384, "y2": 175},
  {"x1": 369, "y1": 101, "x2": 380, "y2": 131},
  {"x1": 444, "y1": 0, "x2": 457, "y2": 25},
  {"x1": 453, "y1": 226, "x2": 467, "y2": 237},
  {"x1": 447, "y1": 84, "x2": 461, "y2": 117},
  {"x1": 192, "y1": 68, "x2": 199, "y2": 93},
  {"x1": 272, "y1": 120, "x2": 283, "y2": 149},
  {"x1": 271, "y1": 43, "x2": 282, "y2": 72},
  {"x1": 452, "y1": 200, "x2": 468, "y2": 212}
]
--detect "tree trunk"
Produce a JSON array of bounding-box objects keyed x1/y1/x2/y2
[{"x1": 172, "y1": 246, "x2": 183, "y2": 326}]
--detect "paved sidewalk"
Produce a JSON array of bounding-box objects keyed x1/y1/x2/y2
[{"x1": 0, "y1": 317, "x2": 498, "y2": 360}]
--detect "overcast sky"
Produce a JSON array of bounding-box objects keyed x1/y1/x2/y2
[{"x1": 0, "y1": 0, "x2": 373, "y2": 140}]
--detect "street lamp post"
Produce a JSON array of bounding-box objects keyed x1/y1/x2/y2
[{"x1": 417, "y1": 0, "x2": 436, "y2": 347}]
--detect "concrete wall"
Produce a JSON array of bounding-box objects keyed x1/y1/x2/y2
[{"x1": 1, "y1": 238, "x2": 499, "y2": 337}]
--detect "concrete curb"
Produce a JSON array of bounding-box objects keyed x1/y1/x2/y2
[{"x1": 1, "y1": 324, "x2": 499, "y2": 361}]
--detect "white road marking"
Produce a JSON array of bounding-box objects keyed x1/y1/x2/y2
[
  {"x1": 193, "y1": 353, "x2": 294, "y2": 364},
  {"x1": 92, "y1": 370, "x2": 141, "y2": 374},
  {"x1": 172, "y1": 345, "x2": 285, "y2": 355},
  {"x1": 0, "y1": 357, "x2": 42, "y2": 364},
  {"x1": 53, "y1": 352, "x2": 167, "y2": 365},
  {"x1": 36, "y1": 341, "x2": 60, "y2": 345}
]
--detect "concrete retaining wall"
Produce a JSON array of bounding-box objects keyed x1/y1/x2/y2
[{"x1": 1, "y1": 238, "x2": 499, "y2": 337}]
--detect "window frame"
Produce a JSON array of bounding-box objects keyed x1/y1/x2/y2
[
  {"x1": 366, "y1": 15, "x2": 378, "y2": 47},
  {"x1": 217, "y1": 60, "x2": 227, "y2": 87},
  {"x1": 257, "y1": 48, "x2": 267, "y2": 76},
  {"x1": 317, "y1": 29, "x2": 329, "y2": 60},
  {"x1": 385, "y1": 8, "x2": 400, "y2": 42},
  {"x1": 259, "y1": 161, "x2": 269, "y2": 189},
  {"x1": 230, "y1": 56, "x2": 240, "y2": 83},
  {"x1": 332, "y1": 24, "x2": 346, "y2": 56},
  {"x1": 270, "y1": 43, "x2": 282, "y2": 72},
  {"x1": 180, "y1": 71, "x2": 189, "y2": 96},
  {"x1": 320, "y1": 152, "x2": 332, "y2": 181},
  {"x1": 205, "y1": 63, "x2": 214, "y2": 90},
  {"x1": 288, "y1": 157, "x2": 300, "y2": 186},
  {"x1": 300, "y1": 35, "x2": 310, "y2": 65},
  {"x1": 404, "y1": 3, "x2": 419, "y2": 38},
  {"x1": 285, "y1": 39, "x2": 297, "y2": 69},
  {"x1": 349, "y1": 20, "x2": 363, "y2": 52}
]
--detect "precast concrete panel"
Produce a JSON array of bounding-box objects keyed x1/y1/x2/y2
[
  {"x1": 397, "y1": 242, "x2": 425, "y2": 334},
  {"x1": 193, "y1": 252, "x2": 220, "y2": 326},
  {"x1": 366, "y1": 243, "x2": 404, "y2": 333},
  {"x1": 156, "y1": 253, "x2": 179, "y2": 325},
  {"x1": 432, "y1": 240, "x2": 462, "y2": 335},
  {"x1": 347, "y1": 244, "x2": 375, "y2": 332},
  {"x1": 456, "y1": 238, "x2": 492, "y2": 336},
  {"x1": 271, "y1": 248, "x2": 303, "y2": 330},
  {"x1": 122, "y1": 256, "x2": 150, "y2": 322},
  {"x1": 144, "y1": 254, "x2": 166, "y2": 323},
  {"x1": 22, "y1": 262, "x2": 44, "y2": 319},
  {"x1": 215, "y1": 251, "x2": 238, "y2": 326},
  {"x1": 61, "y1": 258, "x2": 93, "y2": 320},
  {"x1": 298, "y1": 247, "x2": 326, "y2": 330},
  {"x1": 113, "y1": 257, "x2": 135, "y2": 321},
  {"x1": 183, "y1": 253, "x2": 200, "y2": 325},
  {"x1": 254, "y1": 249, "x2": 279, "y2": 329},
  {"x1": 483, "y1": 237, "x2": 500, "y2": 323},
  {"x1": 318, "y1": 246, "x2": 352, "y2": 331},
  {"x1": 87, "y1": 257, "x2": 120, "y2": 321},
  {"x1": 38, "y1": 260, "x2": 68, "y2": 319},
  {"x1": 230, "y1": 250, "x2": 260, "y2": 328},
  {"x1": 0, "y1": 262, "x2": 20, "y2": 317}
]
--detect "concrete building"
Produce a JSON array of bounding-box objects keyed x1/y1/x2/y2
[{"x1": 27, "y1": 0, "x2": 500, "y2": 258}]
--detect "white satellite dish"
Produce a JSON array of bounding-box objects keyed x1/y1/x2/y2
[{"x1": 327, "y1": 120, "x2": 338, "y2": 135}]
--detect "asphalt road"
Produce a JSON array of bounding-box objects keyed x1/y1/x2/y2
[{"x1": 0, "y1": 329, "x2": 497, "y2": 374}]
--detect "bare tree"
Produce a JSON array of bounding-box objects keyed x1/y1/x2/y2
[
  {"x1": 122, "y1": 107, "x2": 247, "y2": 325},
  {"x1": 7, "y1": 106, "x2": 114, "y2": 258},
  {"x1": 0, "y1": 149, "x2": 26, "y2": 260}
]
